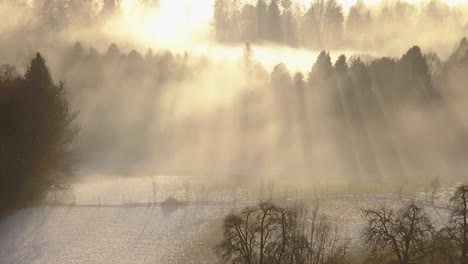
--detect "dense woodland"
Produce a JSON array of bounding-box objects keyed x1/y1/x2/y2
[{"x1": 44, "y1": 37, "x2": 468, "y2": 179}]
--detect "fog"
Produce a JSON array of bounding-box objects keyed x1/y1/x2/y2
[{"x1": 2, "y1": 0, "x2": 468, "y2": 185}]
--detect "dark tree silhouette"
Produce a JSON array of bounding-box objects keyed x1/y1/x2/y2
[
  {"x1": 399, "y1": 46, "x2": 433, "y2": 98},
  {"x1": 449, "y1": 185, "x2": 468, "y2": 264},
  {"x1": 0, "y1": 53, "x2": 79, "y2": 215},
  {"x1": 106, "y1": 43, "x2": 121, "y2": 61},
  {"x1": 309, "y1": 50, "x2": 333, "y2": 83},
  {"x1": 217, "y1": 201, "x2": 348, "y2": 264},
  {"x1": 363, "y1": 204, "x2": 434, "y2": 264}
]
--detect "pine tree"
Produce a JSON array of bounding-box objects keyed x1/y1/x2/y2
[{"x1": 0, "y1": 53, "x2": 79, "y2": 214}]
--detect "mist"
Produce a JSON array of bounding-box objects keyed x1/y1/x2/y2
[
  {"x1": 2, "y1": 0, "x2": 468, "y2": 185},
  {"x1": 5, "y1": 1, "x2": 468, "y2": 264}
]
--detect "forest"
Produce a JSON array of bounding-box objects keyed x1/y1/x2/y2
[
  {"x1": 2, "y1": 34, "x2": 468, "y2": 223},
  {"x1": 22, "y1": 37, "x2": 468, "y2": 180}
]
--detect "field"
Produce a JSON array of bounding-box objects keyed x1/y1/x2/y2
[{"x1": 0, "y1": 176, "x2": 456, "y2": 264}]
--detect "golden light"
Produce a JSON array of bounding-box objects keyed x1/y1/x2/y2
[{"x1": 108, "y1": 0, "x2": 467, "y2": 72}]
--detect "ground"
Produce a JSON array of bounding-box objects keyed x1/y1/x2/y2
[{"x1": 0, "y1": 176, "x2": 454, "y2": 263}]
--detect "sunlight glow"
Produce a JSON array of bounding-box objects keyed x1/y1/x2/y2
[
  {"x1": 116, "y1": 0, "x2": 213, "y2": 49},
  {"x1": 110, "y1": 0, "x2": 467, "y2": 71}
]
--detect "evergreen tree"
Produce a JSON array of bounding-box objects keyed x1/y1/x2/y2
[
  {"x1": 309, "y1": 50, "x2": 333, "y2": 84},
  {"x1": 0, "y1": 53, "x2": 79, "y2": 214},
  {"x1": 399, "y1": 46, "x2": 433, "y2": 100}
]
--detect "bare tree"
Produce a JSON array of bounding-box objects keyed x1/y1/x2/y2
[
  {"x1": 363, "y1": 204, "x2": 434, "y2": 264},
  {"x1": 429, "y1": 227, "x2": 458, "y2": 264},
  {"x1": 449, "y1": 185, "x2": 468, "y2": 264},
  {"x1": 425, "y1": 185, "x2": 468, "y2": 263},
  {"x1": 217, "y1": 201, "x2": 348, "y2": 264},
  {"x1": 218, "y1": 202, "x2": 296, "y2": 263},
  {"x1": 294, "y1": 201, "x2": 349, "y2": 264}
]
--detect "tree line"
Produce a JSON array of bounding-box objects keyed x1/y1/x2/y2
[
  {"x1": 235, "y1": 38, "x2": 468, "y2": 178},
  {"x1": 44, "y1": 37, "x2": 468, "y2": 177},
  {"x1": 214, "y1": 0, "x2": 467, "y2": 50},
  {"x1": 5, "y1": 0, "x2": 466, "y2": 52},
  {"x1": 217, "y1": 185, "x2": 468, "y2": 264}
]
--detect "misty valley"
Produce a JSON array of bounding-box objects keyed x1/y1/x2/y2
[{"x1": 2, "y1": 0, "x2": 468, "y2": 263}]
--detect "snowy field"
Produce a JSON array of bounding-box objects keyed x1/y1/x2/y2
[
  {"x1": 0, "y1": 176, "x2": 455, "y2": 264},
  {"x1": 0, "y1": 205, "x2": 229, "y2": 264}
]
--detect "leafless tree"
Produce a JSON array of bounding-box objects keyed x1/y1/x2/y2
[
  {"x1": 217, "y1": 205, "x2": 260, "y2": 263},
  {"x1": 448, "y1": 185, "x2": 468, "y2": 264},
  {"x1": 294, "y1": 201, "x2": 349, "y2": 264},
  {"x1": 217, "y1": 201, "x2": 349, "y2": 264},
  {"x1": 363, "y1": 204, "x2": 434, "y2": 264},
  {"x1": 429, "y1": 227, "x2": 458, "y2": 264},
  {"x1": 218, "y1": 202, "x2": 298, "y2": 263}
]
